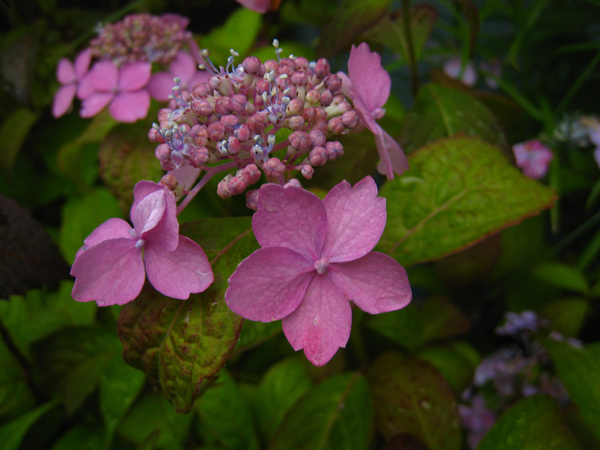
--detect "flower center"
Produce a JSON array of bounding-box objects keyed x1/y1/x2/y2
[{"x1": 314, "y1": 257, "x2": 329, "y2": 275}]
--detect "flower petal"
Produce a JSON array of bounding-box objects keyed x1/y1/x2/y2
[
  {"x1": 109, "y1": 90, "x2": 150, "y2": 123},
  {"x1": 91, "y1": 60, "x2": 119, "y2": 92},
  {"x1": 282, "y1": 274, "x2": 352, "y2": 366},
  {"x1": 118, "y1": 62, "x2": 152, "y2": 92},
  {"x1": 348, "y1": 43, "x2": 390, "y2": 113},
  {"x1": 71, "y1": 239, "x2": 145, "y2": 306},
  {"x1": 146, "y1": 71, "x2": 176, "y2": 101},
  {"x1": 226, "y1": 247, "x2": 315, "y2": 322},
  {"x1": 321, "y1": 177, "x2": 386, "y2": 262},
  {"x1": 253, "y1": 184, "x2": 327, "y2": 260},
  {"x1": 76, "y1": 72, "x2": 95, "y2": 100},
  {"x1": 132, "y1": 181, "x2": 179, "y2": 251},
  {"x1": 374, "y1": 125, "x2": 409, "y2": 179},
  {"x1": 133, "y1": 190, "x2": 166, "y2": 237},
  {"x1": 83, "y1": 217, "x2": 133, "y2": 248},
  {"x1": 186, "y1": 70, "x2": 212, "y2": 92},
  {"x1": 170, "y1": 51, "x2": 197, "y2": 85},
  {"x1": 328, "y1": 251, "x2": 412, "y2": 314},
  {"x1": 56, "y1": 58, "x2": 76, "y2": 85},
  {"x1": 80, "y1": 92, "x2": 114, "y2": 118},
  {"x1": 74, "y1": 49, "x2": 92, "y2": 79},
  {"x1": 236, "y1": 0, "x2": 271, "y2": 13},
  {"x1": 52, "y1": 84, "x2": 77, "y2": 118},
  {"x1": 144, "y1": 236, "x2": 213, "y2": 299}
]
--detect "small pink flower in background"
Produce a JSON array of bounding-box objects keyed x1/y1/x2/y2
[
  {"x1": 52, "y1": 49, "x2": 92, "y2": 118},
  {"x1": 146, "y1": 51, "x2": 211, "y2": 101},
  {"x1": 225, "y1": 176, "x2": 412, "y2": 366},
  {"x1": 459, "y1": 395, "x2": 496, "y2": 449},
  {"x1": 512, "y1": 140, "x2": 553, "y2": 179},
  {"x1": 444, "y1": 57, "x2": 477, "y2": 87},
  {"x1": 71, "y1": 181, "x2": 213, "y2": 306},
  {"x1": 236, "y1": 0, "x2": 277, "y2": 13},
  {"x1": 339, "y1": 43, "x2": 409, "y2": 180},
  {"x1": 79, "y1": 60, "x2": 151, "y2": 122}
]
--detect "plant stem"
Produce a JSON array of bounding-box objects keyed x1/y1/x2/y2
[{"x1": 401, "y1": 0, "x2": 419, "y2": 98}]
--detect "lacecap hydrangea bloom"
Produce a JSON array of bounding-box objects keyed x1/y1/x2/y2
[
  {"x1": 71, "y1": 181, "x2": 213, "y2": 306},
  {"x1": 225, "y1": 176, "x2": 412, "y2": 366},
  {"x1": 512, "y1": 139, "x2": 553, "y2": 179}
]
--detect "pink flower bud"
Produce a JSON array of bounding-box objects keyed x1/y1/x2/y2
[
  {"x1": 284, "y1": 178, "x2": 302, "y2": 189},
  {"x1": 148, "y1": 127, "x2": 165, "y2": 143},
  {"x1": 246, "y1": 189, "x2": 260, "y2": 211},
  {"x1": 208, "y1": 121, "x2": 226, "y2": 141},
  {"x1": 242, "y1": 56, "x2": 264, "y2": 76},
  {"x1": 215, "y1": 96, "x2": 232, "y2": 115},
  {"x1": 308, "y1": 146, "x2": 327, "y2": 166},
  {"x1": 319, "y1": 89, "x2": 333, "y2": 106},
  {"x1": 291, "y1": 71, "x2": 308, "y2": 86},
  {"x1": 306, "y1": 90, "x2": 320, "y2": 104},
  {"x1": 192, "y1": 82, "x2": 212, "y2": 98},
  {"x1": 264, "y1": 59, "x2": 278, "y2": 73},
  {"x1": 277, "y1": 58, "x2": 295, "y2": 75},
  {"x1": 217, "y1": 178, "x2": 232, "y2": 198},
  {"x1": 325, "y1": 141, "x2": 344, "y2": 160},
  {"x1": 341, "y1": 111, "x2": 359, "y2": 129},
  {"x1": 263, "y1": 157, "x2": 286, "y2": 178},
  {"x1": 242, "y1": 163, "x2": 261, "y2": 185},
  {"x1": 287, "y1": 98, "x2": 304, "y2": 116},
  {"x1": 191, "y1": 125, "x2": 209, "y2": 147},
  {"x1": 325, "y1": 74, "x2": 342, "y2": 93},
  {"x1": 309, "y1": 129, "x2": 326, "y2": 147},
  {"x1": 313, "y1": 58, "x2": 330, "y2": 79},
  {"x1": 192, "y1": 100, "x2": 213, "y2": 116},
  {"x1": 327, "y1": 117, "x2": 345, "y2": 135},
  {"x1": 158, "y1": 108, "x2": 172, "y2": 124},
  {"x1": 234, "y1": 123, "x2": 252, "y2": 141},
  {"x1": 230, "y1": 94, "x2": 248, "y2": 113},
  {"x1": 155, "y1": 144, "x2": 171, "y2": 163},
  {"x1": 303, "y1": 107, "x2": 319, "y2": 123},
  {"x1": 228, "y1": 136, "x2": 241, "y2": 154},
  {"x1": 160, "y1": 174, "x2": 178, "y2": 190},
  {"x1": 228, "y1": 176, "x2": 247, "y2": 195},
  {"x1": 256, "y1": 78, "x2": 270, "y2": 95},
  {"x1": 188, "y1": 147, "x2": 210, "y2": 167},
  {"x1": 247, "y1": 112, "x2": 268, "y2": 132},
  {"x1": 288, "y1": 116, "x2": 305, "y2": 130},
  {"x1": 221, "y1": 114, "x2": 239, "y2": 129},
  {"x1": 289, "y1": 131, "x2": 311, "y2": 151},
  {"x1": 300, "y1": 164, "x2": 314, "y2": 179}
]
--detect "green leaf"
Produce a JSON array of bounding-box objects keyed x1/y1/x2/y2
[
  {"x1": 366, "y1": 303, "x2": 423, "y2": 352},
  {"x1": 254, "y1": 357, "x2": 313, "y2": 440},
  {"x1": 118, "y1": 217, "x2": 258, "y2": 413},
  {"x1": 532, "y1": 262, "x2": 589, "y2": 294},
  {"x1": 59, "y1": 187, "x2": 124, "y2": 264},
  {"x1": 418, "y1": 344, "x2": 475, "y2": 393},
  {"x1": 279, "y1": 0, "x2": 337, "y2": 28},
  {"x1": 201, "y1": 8, "x2": 262, "y2": 63},
  {"x1": 542, "y1": 339, "x2": 600, "y2": 440},
  {"x1": 363, "y1": 5, "x2": 438, "y2": 62},
  {"x1": 538, "y1": 298, "x2": 589, "y2": 337},
  {"x1": 99, "y1": 122, "x2": 164, "y2": 213},
  {"x1": 50, "y1": 424, "x2": 106, "y2": 450},
  {"x1": 400, "y1": 84, "x2": 507, "y2": 154},
  {"x1": 232, "y1": 320, "x2": 282, "y2": 356},
  {"x1": 367, "y1": 353, "x2": 460, "y2": 450},
  {"x1": 421, "y1": 296, "x2": 470, "y2": 343},
  {"x1": 270, "y1": 372, "x2": 372, "y2": 450},
  {"x1": 195, "y1": 370, "x2": 260, "y2": 450},
  {"x1": 32, "y1": 326, "x2": 122, "y2": 415},
  {"x1": 0, "y1": 107, "x2": 38, "y2": 175},
  {"x1": 379, "y1": 136, "x2": 557, "y2": 267},
  {"x1": 317, "y1": 0, "x2": 391, "y2": 57},
  {"x1": 0, "y1": 400, "x2": 60, "y2": 450},
  {"x1": 0, "y1": 333, "x2": 36, "y2": 422},
  {"x1": 477, "y1": 395, "x2": 582, "y2": 450}
]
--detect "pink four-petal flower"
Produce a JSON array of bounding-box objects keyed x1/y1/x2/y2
[
  {"x1": 52, "y1": 49, "x2": 92, "y2": 118},
  {"x1": 339, "y1": 43, "x2": 409, "y2": 179},
  {"x1": 146, "y1": 51, "x2": 211, "y2": 101},
  {"x1": 225, "y1": 177, "x2": 412, "y2": 366},
  {"x1": 79, "y1": 60, "x2": 152, "y2": 122},
  {"x1": 512, "y1": 140, "x2": 553, "y2": 179},
  {"x1": 71, "y1": 181, "x2": 213, "y2": 306}
]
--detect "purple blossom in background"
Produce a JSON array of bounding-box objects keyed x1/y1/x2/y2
[
  {"x1": 338, "y1": 43, "x2": 409, "y2": 179},
  {"x1": 71, "y1": 181, "x2": 213, "y2": 306},
  {"x1": 512, "y1": 139, "x2": 553, "y2": 179},
  {"x1": 52, "y1": 49, "x2": 92, "y2": 118},
  {"x1": 236, "y1": 0, "x2": 272, "y2": 13},
  {"x1": 459, "y1": 395, "x2": 496, "y2": 449},
  {"x1": 496, "y1": 310, "x2": 546, "y2": 336},
  {"x1": 79, "y1": 60, "x2": 151, "y2": 122},
  {"x1": 443, "y1": 57, "x2": 477, "y2": 87},
  {"x1": 225, "y1": 177, "x2": 412, "y2": 366},
  {"x1": 147, "y1": 51, "x2": 210, "y2": 102}
]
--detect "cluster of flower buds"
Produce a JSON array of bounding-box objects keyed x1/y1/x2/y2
[
  {"x1": 89, "y1": 13, "x2": 193, "y2": 65},
  {"x1": 148, "y1": 40, "x2": 360, "y2": 202}
]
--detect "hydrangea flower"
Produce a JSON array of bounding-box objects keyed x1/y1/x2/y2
[
  {"x1": 146, "y1": 51, "x2": 210, "y2": 101},
  {"x1": 52, "y1": 49, "x2": 92, "y2": 118},
  {"x1": 443, "y1": 57, "x2": 477, "y2": 87},
  {"x1": 79, "y1": 60, "x2": 151, "y2": 122},
  {"x1": 512, "y1": 139, "x2": 553, "y2": 179},
  {"x1": 225, "y1": 176, "x2": 412, "y2": 366},
  {"x1": 71, "y1": 181, "x2": 213, "y2": 306},
  {"x1": 236, "y1": 0, "x2": 278, "y2": 13},
  {"x1": 339, "y1": 43, "x2": 409, "y2": 179}
]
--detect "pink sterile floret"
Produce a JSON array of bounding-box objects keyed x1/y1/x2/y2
[
  {"x1": 338, "y1": 43, "x2": 409, "y2": 179},
  {"x1": 52, "y1": 49, "x2": 92, "y2": 118},
  {"x1": 443, "y1": 57, "x2": 478, "y2": 87},
  {"x1": 71, "y1": 181, "x2": 213, "y2": 306},
  {"x1": 236, "y1": 0, "x2": 272, "y2": 13},
  {"x1": 225, "y1": 176, "x2": 412, "y2": 366},
  {"x1": 79, "y1": 59, "x2": 151, "y2": 122},
  {"x1": 146, "y1": 51, "x2": 211, "y2": 101},
  {"x1": 512, "y1": 139, "x2": 553, "y2": 179}
]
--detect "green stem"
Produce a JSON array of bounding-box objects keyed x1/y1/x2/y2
[{"x1": 401, "y1": 0, "x2": 419, "y2": 98}]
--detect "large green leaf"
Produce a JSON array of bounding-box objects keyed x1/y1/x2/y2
[
  {"x1": 0, "y1": 400, "x2": 60, "y2": 450},
  {"x1": 542, "y1": 339, "x2": 600, "y2": 440},
  {"x1": 0, "y1": 107, "x2": 38, "y2": 175},
  {"x1": 195, "y1": 370, "x2": 260, "y2": 450},
  {"x1": 367, "y1": 353, "x2": 460, "y2": 450},
  {"x1": 379, "y1": 136, "x2": 557, "y2": 266},
  {"x1": 317, "y1": 0, "x2": 391, "y2": 57},
  {"x1": 0, "y1": 332, "x2": 36, "y2": 422},
  {"x1": 532, "y1": 262, "x2": 589, "y2": 294},
  {"x1": 118, "y1": 217, "x2": 257, "y2": 412},
  {"x1": 366, "y1": 303, "x2": 423, "y2": 352},
  {"x1": 400, "y1": 84, "x2": 507, "y2": 154},
  {"x1": 363, "y1": 5, "x2": 438, "y2": 62},
  {"x1": 538, "y1": 298, "x2": 589, "y2": 337},
  {"x1": 477, "y1": 395, "x2": 582, "y2": 450},
  {"x1": 270, "y1": 372, "x2": 372, "y2": 450}
]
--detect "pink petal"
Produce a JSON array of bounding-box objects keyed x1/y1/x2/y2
[
  {"x1": 74, "y1": 49, "x2": 92, "y2": 79},
  {"x1": 225, "y1": 247, "x2": 315, "y2": 322},
  {"x1": 133, "y1": 190, "x2": 166, "y2": 237},
  {"x1": 118, "y1": 62, "x2": 152, "y2": 92},
  {"x1": 132, "y1": 182, "x2": 179, "y2": 251},
  {"x1": 336, "y1": 71, "x2": 353, "y2": 100},
  {"x1": 374, "y1": 125, "x2": 409, "y2": 179},
  {"x1": 169, "y1": 51, "x2": 197, "y2": 85},
  {"x1": 253, "y1": 184, "x2": 327, "y2": 260},
  {"x1": 71, "y1": 239, "x2": 145, "y2": 306},
  {"x1": 282, "y1": 274, "x2": 352, "y2": 366},
  {"x1": 236, "y1": 0, "x2": 271, "y2": 13},
  {"x1": 144, "y1": 236, "x2": 213, "y2": 299},
  {"x1": 348, "y1": 43, "x2": 390, "y2": 113},
  {"x1": 328, "y1": 252, "x2": 411, "y2": 314},
  {"x1": 321, "y1": 177, "x2": 386, "y2": 262},
  {"x1": 83, "y1": 217, "x2": 133, "y2": 248},
  {"x1": 76, "y1": 72, "x2": 95, "y2": 100},
  {"x1": 80, "y1": 92, "x2": 114, "y2": 118},
  {"x1": 146, "y1": 71, "x2": 176, "y2": 101},
  {"x1": 57, "y1": 58, "x2": 76, "y2": 85},
  {"x1": 109, "y1": 90, "x2": 150, "y2": 122},
  {"x1": 91, "y1": 60, "x2": 119, "y2": 92},
  {"x1": 186, "y1": 70, "x2": 212, "y2": 92},
  {"x1": 169, "y1": 166, "x2": 201, "y2": 191},
  {"x1": 52, "y1": 84, "x2": 77, "y2": 118}
]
